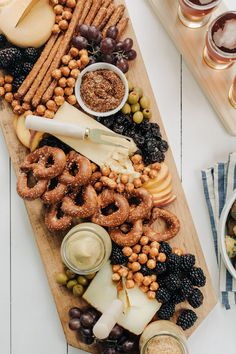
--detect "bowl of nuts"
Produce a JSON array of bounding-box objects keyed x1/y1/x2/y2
[{"x1": 75, "y1": 62, "x2": 129, "y2": 117}]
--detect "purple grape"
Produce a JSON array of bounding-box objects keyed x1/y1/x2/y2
[
  {"x1": 95, "y1": 31, "x2": 103, "y2": 44},
  {"x1": 87, "y1": 25, "x2": 99, "y2": 41},
  {"x1": 115, "y1": 41, "x2": 124, "y2": 52},
  {"x1": 102, "y1": 53, "x2": 115, "y2": 64},
  {"x1": 102, "y1": 349, "x2": 116, "y2": 354},
  {"x1": 122, "y1": 339, "x2": 136, "y2": 352},
  {"x1": 106, "y1": 26, "x2": 118, "y2": 40},
  {"x1": 80, "y1": 312, "x2": 96, "y2": 328},
  {"x1": 123, "y1": 38, "x2": 133, "y2": 52},
  {"x1": 100, "y1": 38, "x2": 116, "y2": 54},
  {"x1": 79, "y1": 24, "x2": 89, "y2": 38},
  {"x1": 80, "y1": 327, "x2": 93, "y2": 337},
  {"x1": 126, "y1": 49, "x2": 137, "y2": 61},
  {"x1": 69, "y1": 318, "x2": 81, "y2": 331},
  {"x1": 69, "y1": 307, "x2": 82, "y2": 319},
  {"x1": 116, "y1": 58, "x2": 129, "y2": 73},
  {"x1": 72, "y1": 35, "x2": 88, "y2": 50},
  {"x1": 109, "y1": 325, "x2": 124, "y2": 340},
  {"x1": 87, "y1": 308, "x2": 100, "y2": 320},
  {"x1": 89, "y1": 56, "x2": 97, "y2": 65}
]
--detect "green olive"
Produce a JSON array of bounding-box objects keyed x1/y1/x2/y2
[
  {"x1": 143, "y1": 108, "x2": 152, "y2": 119},
  {"x1": 140, "y1": 96, "x2": 150, "y2": 109},
  {"x1": 66, "y1": 269, "x2": 76, "y2": 279},
  {"x1": 122, "y1": 103, "x2": 131, "y2": 115},
  {"x1": 85, "y1": 273, "x2": 96, "y2": 280},
  {"x1": 56, "y1": 273, "x2": 68, "y2": 285},
  {"x1": 73, "y1": 284, "x2": 84, "y2": 297},
  {"x1": 133, "y1": 87, "x2": 143, "y2": 99},
  {"x1": 133, "y1": 111, "x2": 144, "y2": 124},
  {"x1": 67, "y1": 279, "x2": 78, "y2": 290},
  {"x1": 128, "y1": 81, "x2": 134, "y2": 92},
  {"x1": 128, "y1": 92, "x2": 139, "y2": 105},
  {"x1": 77, "y1": 275, "x2": 89, "y2": 287},
  {"x1": 131, "y1": 103, "x2": 140, "y2": 113}
]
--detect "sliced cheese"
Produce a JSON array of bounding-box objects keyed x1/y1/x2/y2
[
  {"x1": 54, "y1": 103, "x2": 137, "y2": 167},
  {"x1": 0, "y1": 0, "x2": 55, "y2": 48},
  {"x1": 83, "y1": 262, "x2": 161, "y2": 335}
]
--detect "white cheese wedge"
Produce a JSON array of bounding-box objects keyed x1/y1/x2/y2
[
  {"x1": 53, "y1": 103, "x2": 137, "y2": 167},
  {"x1": 0, "y1": 0, "x2": 55, "y2": 48},
  {"x1": 83, "y1": 262, "x2": 161, "y2": 335}
]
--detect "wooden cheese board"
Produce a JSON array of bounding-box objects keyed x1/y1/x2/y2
[
  {"x1": 149, "y1": 0, "x2": 236, "y2": 136},
  {"x1": 0, "y1": 0, "x2": 217, "y2": 352}
]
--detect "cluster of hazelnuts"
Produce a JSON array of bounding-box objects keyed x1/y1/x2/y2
[
  {"x1": 50, "y1": 0, "x2": 77, "y2": 35},
  {"x1": 0, "y1": 75, "x2": 14, "y2": 103},
  {"x1": 93, "y1": 154, "x2": 162, "y2": 194}
]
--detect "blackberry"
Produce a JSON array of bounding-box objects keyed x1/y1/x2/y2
[
  {"x1": 140, "y1": 265, "x2": 153, "y2": 276},
  {"x1": 167, "y1": 254, "x2": 181, "y2": 272},
  {"x1": 110, "y1": 244, "x2": 128, "y2": 266},
  {"x1": 187, "y1": 288, "x2": 204, "y2": 308},
  {"x1": 164, "y1": 273, "x2": 181, "y2": 292},
  {"x1": 150, "y1": 150, "x2": 165, "y2": 163},
  {"x1": 155, "y1": 288, "x2": 171, "y2": 303},
  {"x1": 159, "y1": 242, "x2": 172, "y2": 256},
  {"x1": 159, "y1": 140, "x2": 169, "y2": 152},
  {"x1": 0, "y1": 34, "x2": 7, "y2": 49},
  {"x1": 157, "y1": 302, "x2": 175, "y2": 320},
  {"x1": 181, "y1": 278, "x2": 193, "y2": 298},
  {"x1": 176, "y1": 310, "x2": 197, "y2": 330},
  {"x1": 23, "y1": 47, "x2": 40, "y2": 63},
  {"x1": 12, "y1": 76, "x2": 25, "y2": 92},
  {"x1": 153, "y1": 262, "x2": 167, "y2": 275},
  {"x1": 171, "y1": 291, "x2": 185, "y2": 305},
  {"x1": 180, "y1": 254, "x2": 196, "y2": 272},
  {"x1": 188, "y1": 267, "x2": 206, "y2": 287},
  {"x1": 8, "y1": 64, "x2": 22, "y2": 78},
  {"x1": 0, "y1": 47, "x2": 22, "y2": 69},
  {"x1": 22, "y1": 62, "x2": 33, "y2": 76},
  {"x1": 39, "y1": 135, "x2": 72, "y2": 154}
]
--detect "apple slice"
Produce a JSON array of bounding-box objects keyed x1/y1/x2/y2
[
  {"x1": 143, "y1": 163, "x2": 169, "y2": 189},
  {"x1": 153, "y1": 192, "x2": 174, "y2": 206},
  {"x1": 16, "y1": 114, "x2": 31, "y2": 149},
  {"x1": 146, "y1": 173, "x2": 172, "y2": 193},
  {"x1": 30, "y1": 131, "x2": 44, "y2": 152},
  {"x1": 154, "y1": 195, "x2": 177, "y2": 207},
  {"x1": 151, "y1": 184, "x2": 173, "y2": 200}
]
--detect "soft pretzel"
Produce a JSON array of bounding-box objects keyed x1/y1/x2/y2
[
  {"x1": 17, "y1": 172, "x2": 48, "y2": 201},
  {"x1": 109, "y1": 220, "x2": 143, "y2": 247},
  {"x1": 45, "y1": 203, "x2": 72, "y2": 232},
  {"x1": 41, "y1": 178, "x2": 67, "y2": 205},
  {"x1": 127, "y1": 188, "x2": 153, "y2": 223}
]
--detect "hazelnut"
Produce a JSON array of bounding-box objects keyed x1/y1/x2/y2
[
  {"x1": 133, "y1": 178, "x2": 142, "y2": 188},
  {"x1": 70, "y1": 68, "x2": 80, "y2": 79},
  {"x1": 150, "y1": 282, "x2": 159, "y2": 291},
  {"x1": 134, "y1": 163, "x2": 144, "y2": 172},
  {"x1": 61, "y1": 66, "x2": 70, "y2": 77},
  {"x1": 149, "y1": 248, "x2": 159, "y2": 259},
  {"x1": 109, "y1": 171, "x2": 117, "y2": 180},
  {"x1": 11, "y1": 99, "x2": 20, "y2": 108},
  {"x1": 22, "y1": 102, "x2": 31, "y2": 111},
  {"x1": 157, "y1": 253, "x2": 167, "y2": 263},
  {"x1": 67, "y1": 95, "x2": 77, "y2": 105},
  {"x1": 150, "y1": 275, "x2": 157, "y2": 282},
  {"x1": 66, "y1": 0, "x2": 76, "y2": 8},
  {"x1": 4, "y1": 83, "x2": 12, "y2": 92},
  {"x1": 126, "y1": 280, "x2": 135, "y2": 289},
  {"x1": 152, "y1": 162, "x2": 161, "y2": 171},
  {"x1": 120, "y1": 174, "x2": 129, "y2": 184},
  {"x1": 131, "y1": 262, "x2": 141, "y2": 273},
  {"x1": 116, "y1": 183, "x2": 125, "y2": 193},
  {"x1": 131, "y1": 154, "x2": 142, "y2": 164},
  {"x1": 94, "y1": 182, "x2": 102, "y2": 192},
  {"x1": 143, "y1": 167, "x2": 151, "y2": 175},
  {"x1": 80, "y1": 54, "x2": 89, "y2": 67},
  {"x1": 36, "y1": 105, "x2": 46, "y2": 116},
  {"x1": 150, "y1": 241, "x2": 160, "y2": 249},
  {"x1": 69, "y1": 47, "x2": 79, "y2": 58},
  {"x1": 79, "y1": 49, "x2": 88, "y2": 57},
  {"x1": 59, "y1": 0, "x2": 66, "y2": 4},
  {"x1": 127, "y1": 271, "x2": 133, "y2": 280},
  {"x1": 52, "y1": 69, "x2": 62, "y2": 80},
  {"x1": 126, "y1": 183, "x2": 134, "y2": 193},
  {"x1": 140, "y1": 285, "x2": 149, "y2": 293},
  {"x1": 54, "y1": 4, "x2": 63, "y2": 14},
  {"x1": 112, "y1": 273, "x2": 121, "y2": 282},
  {"x1": 67, "y1": 77, "x2": 75, "y2": 87},
  {"x1": 62, "y1": 55, "x2": 71, "y2": 65},
  {"x1": 68, "y1": 60, "x2": 78, "y2": 70},
  {"x1": 13, "y1": 105, "x2": 23, "y2": 115},
  {"x1": 140, "y1": 175, "x2": 149, "y2": 183},
  {"x1": 173, "y1": 247, "x2": 183, "y2": 256},
  {"x1": 147, "y1": 259, "x2": 156, "y2": 269},
  {"x1": 91, "y1": 163, "x2": 98, "y2": 172},
  {"x1": 133, "y1": 272, "x2": 144, "y2": 284},
  {"x1": 101, "y1": 166, "x2": 111, "y2": 176},
  {"x1": 5, "y1": 92, "x2": 13, "y2": 103},
  {"x1": 58, "y1": 77, "x2": 67, "y2": 88},
  {"x1": 52, "y1": 24, "x2": 61, "y2": 34},
  {"x1": 147, "y1": 291, "x2": 156, "y2": 300},
  {"x1": 55, "y1": 95, "x2": 65, "y2": 106},
  {"x1": 4, "y1": 75, "x2": 13, "y2": 84},
  {"x1": 54, "y1": 86, "x2": 64, "y2": 96},
  {"x1": 46, "y1": 100, "x2": 57, "y2": 112},
  {"x1": 132, "y1": 244, "x2": 141, "y2": 254},
  {"x1": 50, "y1": 0, "x2": 59, "y2": 5},
  {"x1": 143, "y1": 276, "x2": 152, "y2": 287},
  {"x1": 24, "y1": 110, "x2": 33, "y2": 117},
  {"x1": 140, "y1": 236, "x2": 149, "y2": 246},
  {"x1": 127, "y1": 262, "x2": 133, "y2": 270},
  {"x1": 64, "y1": 6, "x2": 72, "y2": 12},
  {"x1": 118, "y1": 267, "x2": 128, "y2": 278},
  {"x1": 138, "y1": 253, "x2": 148, "y2": 265},
  {"x1": 129, "y1": 253, "x2": 138, "y2": 263},
  {"x1": 44, "y1": 110, "x2": 55, "y2": 119},
  {"x1": 0, "y1": 87, "x2": 5, "y2": 96},
  {"x1": 62, "y1": 10, "x2": 72, "y2": 20},
  {"x1": 64, "y1": 87, "x2": 73, "y2": 96},
  {"x1": 142, "y1": 245, "x2": 150, "y2": 255},
  {"x1": 112, "y1": 265, "x2": 121, "y2": 272},
  {"x1": 0, "y1": 77, "x2": 5, "y2": 86},
  {"x1": 149, "y1": 170, "x2": 158, "y2": 179},
  {"x1": 55, "y1": 15, "x2": 63, "y2": 24},
  {"x1": 122, "y1": 247, "x2": 133, "y2": 257}
]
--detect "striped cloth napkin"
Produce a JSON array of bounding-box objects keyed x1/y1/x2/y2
[{"x1": 201, "y1": 152, "x2": 236, "y2": 310}]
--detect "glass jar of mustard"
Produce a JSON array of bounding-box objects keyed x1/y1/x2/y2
[
  {"x1": 61, "y1": 222, "x2": 112, "y2": 275},
  {"x1": 139, "y1": 321, "x2": 189, "y2": 354}
]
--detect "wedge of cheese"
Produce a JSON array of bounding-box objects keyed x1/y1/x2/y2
[{"x1": 83, "y1": 262, "x2": 161, "y2": 335}]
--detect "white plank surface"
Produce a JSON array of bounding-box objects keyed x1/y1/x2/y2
[{"x1": 1, "y1": 0, "x2": 236, "y2": 353}]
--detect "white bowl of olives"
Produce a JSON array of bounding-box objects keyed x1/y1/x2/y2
[{"x1": 219, "y1": 189, "x2": 236, "y2": 280}]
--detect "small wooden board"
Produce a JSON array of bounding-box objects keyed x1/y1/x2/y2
[
  {"x1": 0, "y1": 0, "x2": 217, "y2": 352},
  {"x1": 149, "y1": 0, "x2": 236, "y2": 136}
]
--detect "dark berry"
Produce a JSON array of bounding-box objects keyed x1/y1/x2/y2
[
  {"x1": 188, "y1": 267, "x2": 206, "y2": 287},
  {"x1": 0, "y1": 34, "x2": 7, "y2": 48},
  {"x1": 154, "y1": 262, "x2": 167, "y2": 275},
  {"x1": 171, "y1": 291, "x2": 185, "y2": 305},
  {"x1": 140, "y1": 265, "x2": 153, "y2": 276},
  {"x1": 12, "y1": 76, "x2": 25, "y2": 92},
  {"x1": 155, "y1": 288, "x2": 171, "y2": 303},
  {"x1": 181, "y1": 278, "x2": 193, "y2": 298},
  {"x1": 122, "y1": 339, "x2": 136, "y2": 352},
  {"x1": 167, "y1": 254, "x2": 181, "y2": 272},
  {"x1": 164, "y1": 273, "x2": 181, "y2": 292},
  {"x1": 0, "y1": 47, "x2": 22, "y2": 69},
  {"x1": 187, "y1": 288, "x2": 204, "y2": 308},
  {"x1": 80, "y1": 312, "x2": 96, "y2": 328},
  {"x1": 157, "y1": 302, "x2": 175, "y2": 320},
  {"x1": 22, "y1": 62, "x2": 33, "y2": 76},
  {"x1": 180, "y1": 254, "x2": 196, "y2": 272},
  {"x1": 159, "y1": 242, "x2": 172, "y2": 256},
  {"x1": 69, "y1": 318, "x2": 81, "y2": 330},
  {"x1": 109, "y1": 325, "x2": 124, "y2": 340},
  {"x1": 69, "y1": 307, "x2": 82, "y2": 319},
  {"x1": 102, "y1": 349, "x2": 116, "y2": 354},
  {"x1": 177, "y1": 309, "x2": 198, "y2": 330},
  {"x1": 23, "y1": 47, "x2": 40, "y2": 63},
  {"x1": 110, "y1": 243, "x2": 128, "y2": 266},
  {"x1": 159, "y1": 140, "x2": 169, "y2": 152},
  {"x1": 8, "y1": 64, "x2": 22, "y2": 78}
]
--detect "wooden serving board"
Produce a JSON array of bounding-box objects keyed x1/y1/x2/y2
[
  {"x1": 149, "y1": 0, "x2": 236, "y2": 136},
  {"x1": 0, "y1": 0, "x2": 217, "y2": 352}
]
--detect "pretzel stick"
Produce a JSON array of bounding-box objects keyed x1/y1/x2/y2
[
  {"x1": 78, "y1": 0, "x2": 93, "y2": 26},
  {"x1": 98, "y1": 3, "x2": 115, "y2": 30},
  {"x1": 32, "y1": 0, "x2": 86, "y2": 108},
  {"x1": 102, "y1": 5, "x2": 125, "y2": 37},
  {"x1": 84, "y1": 0, "x2": 102, "y2": 26},
  {"x1": 23, "y1": 35, "x2": 63, "y2": 104},
  {"x1": 42, "y1": 80, "x2": 57, "y2": 104},
  {"x1": 17, "y1": 35, "x2": 58, "y2": 98},
  {"x1": 92, "y1": 7, "x2": 107, "y2": 27},
  {"x1": 117, "y1": 16, "x2": 129, "y2": 39},
  {"x1": 102, "y1": 0, "x2": 112, "y2": 8}
]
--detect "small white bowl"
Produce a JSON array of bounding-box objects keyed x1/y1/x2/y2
[
  {"x1": 218, "y1": 189, "x2": 236, "y2": 280},
  {"x1": 75, "y1": 62, "x2": 129, "y2": 117}
]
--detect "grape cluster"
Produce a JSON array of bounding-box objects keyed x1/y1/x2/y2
[{"x1": 71, "y1": 24, "x2": 137, "y2": 73}]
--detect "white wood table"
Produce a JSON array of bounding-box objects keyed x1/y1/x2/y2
[{"x1": 1, "y1": 1, "x2": 236, "y2": 353}]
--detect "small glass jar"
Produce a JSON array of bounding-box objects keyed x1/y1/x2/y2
[
  {"x1": 61, "y1": 222, "x2": 112, "y2": 275},
  {"x1": 139, "y1": 321, "x2": 188, "y2": 354}
]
